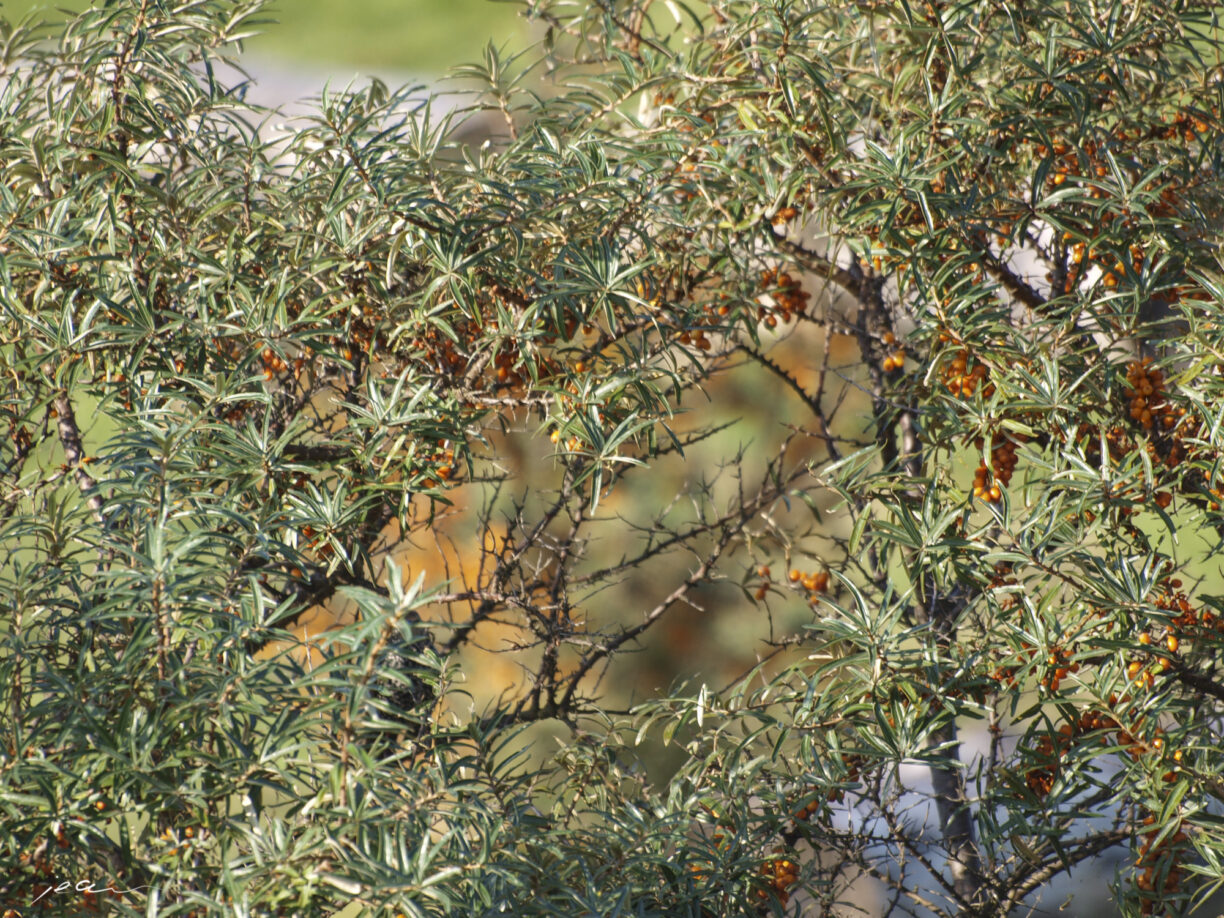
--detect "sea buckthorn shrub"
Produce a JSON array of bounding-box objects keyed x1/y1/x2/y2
[{"x1": 2, "y1": 0, "x2": 1224, "y2": 916}]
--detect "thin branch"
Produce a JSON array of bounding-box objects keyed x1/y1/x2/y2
[
  {"x1": 1003, "y1": 828, "x2": 1130, "y2": 910},
  {"x1": 980, "y1": 248, "x2": 1048, "y2": 311},
  {"x1": 1172, "y1": 664, "x2": 1224, "y2": 702}
]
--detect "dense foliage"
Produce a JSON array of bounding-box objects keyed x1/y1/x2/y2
[{"x1": 3, "y1": 1, "x2": 1224, "y2": 915}]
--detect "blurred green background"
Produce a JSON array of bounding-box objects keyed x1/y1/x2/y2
[{"x1": 0, "y1": 0, "x2": 528, "y2": 75}]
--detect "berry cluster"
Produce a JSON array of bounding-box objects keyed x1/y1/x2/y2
[
  {"x1": 259, "y1": 345, "x2": 294, "y2": 380},
  {"x1": 492, "y1": 347, "x2": 524, "y2": 386},
  {"x1": 770, "y1": 205, "x2": 799, "y2": 226},
  {"x1": 757, "y1": 267, "x2": 810, "y2": 329},
  {"x1": 754, "y1": 852, "x2": 799, "y2": 908},
  {"x1": 825, "y1": 753, "x2": 864, "y2": 805},
  {"x1": 1116, "y1": 576, "x2": 1224, "y2": 695},
  {"x1": 549, "y1": 427, "x2": 587, "y2": 452},
  {"x1": 752, "y1": 564, "x2": 834, "y2": 604},
  {"x1": 787, "y1": 566, "x2": 830, "y2": 600},
  {"x1": 753, "y1": 564, "x2": 772, "y2": 601},
  {"x1": 1026, "y1": 720, "x2": 1078, "y2": 798},
  {"x1": 1135, "y1": 814, "x2": 1190, "y2": 914},
  {"x1": 783, "y1": 757, "x2": 868, "y2": 843},
  {"x1": 1124, "y1": 358, "x2": 1176, "y2": 432},
  {"x1": 1125, "y1": 361, "x2": 1213, "y2": 476},
  {"x1": 1058, "y1": 231, "x2": 1151, "y2": 293},
  {"x1": 939, "y1": 344, "x2": 993, "y2": 399},
  {"x1": 880, "y1": 331, "x2": 906, "y2": 373},
  {"x1": 1067, "y1": 358, "x2": 1211, "y2": 518},
  {"x1": 1039, "y1": 647, "x2": 1079, "y2": 694},
  {"x1": 989, "y1": 641, "x2": 1079, "y2": 695},
  {"x1": 420, "y1": 444, "x2": 457, "y2": 489},
  {"x1": 792, "y1": 796, "x2": 821, "y2": 822},
  {"x1": 1163, "y1": 109, "x2": 1212, "y2": 142},
  {"x1": 971, "y1": 433, "x2": 1022, "y2": 503},
  {"x1": 157, "y1": 823, "x2": 202, "y2": 859},
  {"x1": 1163, "y1": 578, "x2": 1222, "y2": 639},
  {"x1": 1126, "y1": 637, "x2": 1174, "y2": 691},
  {"x1": 677, "y1": 326, "x2": 715, "y2": 350},
  {"x1": 1025, "y1": 702, "x2": 1166, "y2": 798},
  {"x1": 988, "y1": 561, "x2": 1019, "y2": 612},
  {"x1": 1037, "y1": 128, "x2": 1184, "y2": 212}
]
